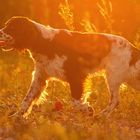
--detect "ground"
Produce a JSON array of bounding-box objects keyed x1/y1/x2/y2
[{"x1": 0, "y1": 51, "x2": 140, "y2": 140}]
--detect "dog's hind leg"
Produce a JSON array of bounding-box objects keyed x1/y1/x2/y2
[
  {"x1": 100, "y1": 71, "x2": 123, "y2": 117},
  {"x1": 126, "y1": 78, "x2": 140, "y2": 91},
  {"x1": 126, "y1": 62, "x2": 140, "y2": 91}
]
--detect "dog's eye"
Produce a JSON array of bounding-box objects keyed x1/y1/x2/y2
[{"x1": 10, "y1": 26, "x2": 14, "y2": 30}]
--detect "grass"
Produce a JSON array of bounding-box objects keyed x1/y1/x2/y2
[{"x1": 0, "y1": 51, "x2": 140, "y2": 140}]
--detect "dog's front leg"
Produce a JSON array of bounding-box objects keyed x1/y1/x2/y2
[{"x1": 18, "y1": 63, "x2": 47, "y2": 117}]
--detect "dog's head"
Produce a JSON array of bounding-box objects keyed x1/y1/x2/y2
[{"x1": 0, "y1": 16, "x2": 40, "y2": 51}]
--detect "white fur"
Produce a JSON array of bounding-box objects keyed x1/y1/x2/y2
[
  {"x1": 32, "y1": 21, "x2": 60, "y2": 41},
  {"x1": 96, "y1": 35, "x2": 134, "y2": 115},
  {"x1": 46, "y1": 55, "x2": 67, "y2": 79},
  {"x1": 32, "y1": 52, "x2": 67, "y2": 79}
]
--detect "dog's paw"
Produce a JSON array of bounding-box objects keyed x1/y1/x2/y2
[{"x1": 71, "y1": 99, "x2": 95, "y2": 117}]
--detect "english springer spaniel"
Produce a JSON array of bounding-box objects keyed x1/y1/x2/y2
[{"x1": 0, "y1": 16, "x2": 140, "y2": 118}]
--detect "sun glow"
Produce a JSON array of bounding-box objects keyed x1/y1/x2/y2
[{"x1": 0, "y1": 0, "x2": 140, "y2": 139}]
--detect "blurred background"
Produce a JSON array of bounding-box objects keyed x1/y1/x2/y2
[{"x1": 0, "y1": 0, "x2": 140, "y2": 40}]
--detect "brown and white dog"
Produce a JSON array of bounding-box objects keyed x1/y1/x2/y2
[{"x1": 0, "y1": 16, "x2": 140, "y2": 117}]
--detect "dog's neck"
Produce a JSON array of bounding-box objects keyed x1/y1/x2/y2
[{"x1": 31, "y1": 21, "x2": 60, "y2": 41}]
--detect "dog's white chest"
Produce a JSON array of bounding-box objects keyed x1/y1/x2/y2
[
  {"x1": 45, "y1": 55, "x2": 67, "y2": 79},
  {"x1": 33, "y1": 53, "x2": 67, "y2": 79}
]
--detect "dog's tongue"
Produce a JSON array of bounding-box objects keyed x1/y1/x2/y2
[{"x1": 0, "y1": 41, "x2": 6, "y2": 46}]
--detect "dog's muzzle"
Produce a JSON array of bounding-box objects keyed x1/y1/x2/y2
[
  {"x1": 0, "y1": 29, "x2": 14, "y2": 51},
  {"x1": 0, "y1": 30, "x2": 14, "y2": 47}
]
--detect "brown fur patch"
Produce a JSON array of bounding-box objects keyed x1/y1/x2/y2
[
  {"x1": 130, "y1": 46, "x2": 140, "y2": 65},
  {"x1": 53, "y1": 30, "x2": 112, "y2": 62}
]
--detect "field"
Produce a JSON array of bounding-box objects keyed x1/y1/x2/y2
[
  {"x1": 0, "y1": 0, "x2": 140, "y2": 140},
  {"x1": 0, "y1": 49, "x2": 140, "y2": 140}
]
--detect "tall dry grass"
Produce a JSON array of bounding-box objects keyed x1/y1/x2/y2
[
  {"x1": 97, "y1": 0, "x2": 113, "y2": 33},
  {"x1": 58, "y1": 0, "x2": 75, "y2": 30}
]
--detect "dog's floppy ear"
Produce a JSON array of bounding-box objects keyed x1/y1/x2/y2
[
  {"x1": 5, "y1": 16, "x2": 39, "y2": 40},
  {"x1": 3, "y1": 16, "x2": 42, "y2": 50}
]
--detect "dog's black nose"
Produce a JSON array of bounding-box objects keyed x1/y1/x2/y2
[{"x1": 0, "y1": 30, "x2": 3, "y2": 36}]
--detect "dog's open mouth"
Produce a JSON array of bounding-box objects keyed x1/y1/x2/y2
[
  {"x1": 0, "y1": 40, "x2": 14, "y2": 51},
  {"x1": 0, "y1": 40, "x2": 6, "y2": 46},
  {"x1": 0, "y1": 41, "x2": 13, "y2": 51},
  {"x1": 0, "y1": 38, "x2": 15, "y2": 51},
  {"x1": 0, "y1": 30, "x2": 15, "y2": 51},
  {"x1": 2, "y1": 47, "x2": 14, "y2": 51}
]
